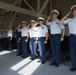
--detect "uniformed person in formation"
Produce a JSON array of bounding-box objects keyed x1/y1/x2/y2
[
  {"x1": 27, "y1": 20, "x2": 38, "y2": 60},
  {"x1": 18, "y1": 21, "x2": 28, "y2": 58},
  {"x1": 7, "y1": 26, "x2": 13, "y2": 50},
  {"x1": 60, "y1": 5, "x2": 76, "y2": 71},
  {"x1": 46, "y1": 10, "x2": 65, "y2": 67},
  {"x1": 34, "y1": 17, "x2": 48, "y2": 64},
  {"x1": 16, "y1": 25, "x2": 22, "y2": 56}
]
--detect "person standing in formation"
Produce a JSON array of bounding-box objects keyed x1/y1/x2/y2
[
  {"x1": 46, "y1": 10, "x2": 65, "y2": 67},
  {"x1": 60, "y1": 5, "x2": 76, "y2": 71}
]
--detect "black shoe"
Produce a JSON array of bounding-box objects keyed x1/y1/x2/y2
[
  {"x1": 49, "y1": 62, "x2": 56, "y2": 66},
  {"x1": 17, "y1": 54, "x2": 21, "y2": 56},
  {"x1": 21, "y1": 56, "x2": 27, "y2": 58},
  {"x1": 37, "y1": 60, "x2": 41, "y2": 63},
  {"x1": 8, "y1": 48, "x2": 12, "y2": 51},
  {"x1": 41, "y1": 61, "x2": 46, "y2": 64},
  {"x1": 55, "y1": 63, "x2": 59, "y2": 67},
  {"x1": 70, "y1": 68, "x2": 76, "y2": 71},
  {"x1": 31, "y1": 58, "x2": 35, "y2": 60}
]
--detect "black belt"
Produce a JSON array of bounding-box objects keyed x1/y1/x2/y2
[
  {"x1": 38, "y1": 37, "x2": 46, "y2": 38},
  {"x1": 22, "y1": 37, "x2": 27, "y2": 38},
  {"x1": 70, "y1": 34, "x2": 76, "y2": 36},
  {"x1": 33, "y1": 37, "x2": 36, "y2": 38},
  {"x1": 51, "y1": 34, "x2": 60, "y2": 36},
  {"x1": 30, "y1": 37, "x2": 33, "y2": 38}
]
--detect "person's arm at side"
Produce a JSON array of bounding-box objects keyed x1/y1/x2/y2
[
  {"x1": 35, "y1": 35, "x2": 39, "y2": 43},
  {"x1": 10, "y1": 30, "x2": 13, "y2": 40},
  {"x1": 44, "y1": 32, "x2": 49, "y2": 44},
  {"x1": 25, "y1": 25, "x2": 31, "y2": 42},
  {"x1": 18, "y1": 32, "x2": 21, "y2": 42},
  {"x1": 44, "y1": 26, "x2": 49, "y2": 44},
  {"x1": 25, "y1": 32, "x2": 30, "y2": 42},
  {"x1": 61, "y1": 28, "x2": 65, "y2": 41},
  {"x1": 10, "y1": 36, "x2": 12, "y2": 40}
]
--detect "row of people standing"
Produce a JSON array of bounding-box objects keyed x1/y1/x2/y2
[
  {"x1": 16, "y1": 5, "x2": 76, "y2": 72},
  {"x1": 16, "y1": 19, "x2": 48, "y2": 64},
  {"x1": 0, "y1": 28, "x2": 13, "y2": 50}
]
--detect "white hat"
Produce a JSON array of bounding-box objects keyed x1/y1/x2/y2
[
  {"x1": 71, "y1": 5, "x2": 76, "y2": 11},
  {"x1": 31, "y1": 20, "x2": 36, "y2": 23},
  {"x1": 38, "y1": 17, "x2": 45, "y2": 21},
  {"x1": 51, "y1": 9, "x2": 60, "y2": 15},
  {"x1": 22, "y1": 21, "x2": 27, "y2": 24}
]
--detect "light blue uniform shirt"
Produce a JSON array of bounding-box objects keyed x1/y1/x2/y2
[
  {"x1": 20, "y1": 27, "x2": 28, "y2": 37},
  {"x1": 28, "y1": 27, "x2": 38, "y2": 38},
  {"x1": 48, "y1": 19, "x2": 65, "y2": 34},
  {"x1": 64, "y1": 17, "x2": 76, "y2": 34},
  {"x1": 37, "y1": 24, "x2": 48, "y2": 37}
]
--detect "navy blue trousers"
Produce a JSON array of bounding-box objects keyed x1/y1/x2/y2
[
  {"x1": 16, "y1": 39, "x2": 22, "y2": 55},
  {"x1": 69, "y1": 35, "x2": 76, "y2": 68},
  {"x1": 50, "y1": 34, "x2": 61, "y2": 64},
  {"x1": 38, "y1": 37, "x2": 46, "y2": 62},
  {"x1": 21, "y1": 37, "x2": 28, "y2": 57}
]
